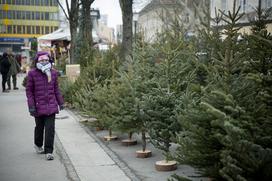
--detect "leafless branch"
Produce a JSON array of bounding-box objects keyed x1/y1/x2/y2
[{"x1": 56, "y1": 0, "x2": 69, "y2": 20}]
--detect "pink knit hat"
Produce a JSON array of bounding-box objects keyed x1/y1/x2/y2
[{"x1": 38, "y1": 54, "x2": 49, "y2": 61}]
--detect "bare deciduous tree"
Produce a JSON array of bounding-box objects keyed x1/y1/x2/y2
[
  {"x1": 119, "y1": 0, "x2": 133, "y2": 62},
  {"x1": 81, "y1": 0, "x2": 95, "y2": 47},
  {"x1": 57, "y1": 0, "x2": 80, "y2": 64}
]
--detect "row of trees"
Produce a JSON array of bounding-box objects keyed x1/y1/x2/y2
[
  {"x1": 59, "y1": 1, "x2": 272, "y2": 181},
  {"x1": 56, "y1": 0, "x2": 135, "y2": 64}
]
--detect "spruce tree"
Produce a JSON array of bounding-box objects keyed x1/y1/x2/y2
[
  {"x1": 174, "y1": 1, "x2": 272, "y2": 180},
  {"x1": 140, "y1": 28, "x2": 196, "y2": 161}
]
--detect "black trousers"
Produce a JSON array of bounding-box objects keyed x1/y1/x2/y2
[
  {"x1": 7, "y1": 74, "x2": 17, "y2": 89},
  {"x1": 34, "y1": 114, "x2": 55, "y2": 154},
  {"x1": 1, "y1": 73, "x2": 8, "y2": 91}
]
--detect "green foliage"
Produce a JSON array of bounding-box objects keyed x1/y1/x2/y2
[
  {"x1": 66, "y1": 2, "x2": 272, "y2": 181},
  {"x1": 110, "y1": 73, "x2": 141, "y2": 136},
  {"x1": 89, "y1": 81, "x2": 120, "y2": 129},
  {"x1": 142, "y1": 88, "x2": 180, "y2": 160},
  {"x1": 174, "y1": 1, "x2": 272, "y2": 180},
  {"x1": 58, "y1": 76, "x2": 76, "y2": 104}
]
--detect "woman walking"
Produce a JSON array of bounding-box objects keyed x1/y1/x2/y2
[{"x1": 26, "y1": 51, "x2": 64, "y2": 160}]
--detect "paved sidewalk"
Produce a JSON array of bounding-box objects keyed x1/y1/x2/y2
[
  {"x1": 56, "y1": 110, "x2": 131, "y2": 181},
  {"x1": 0, "y1": 74, "x2": 132, "y2": 181}
]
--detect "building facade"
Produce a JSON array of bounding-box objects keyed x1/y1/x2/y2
[
  {"x1": 97, "y1": 20, "x2": 115, "y2": 44},
  {"x1": 210, "y1": 0, "x2": 272, "y2": 34},
  {"x1": 0, "y1": 0, "x2": 60, "y2": 53},
  {"x1": 137, "y1": 0, "x2": 209, "y2": 42}
]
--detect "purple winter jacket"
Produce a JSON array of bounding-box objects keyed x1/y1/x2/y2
[{"x1": 26, "y1": 68, "x2": 64, "y2": 117}]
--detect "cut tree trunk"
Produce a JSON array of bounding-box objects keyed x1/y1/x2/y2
[
  {"x1": 155, "y1": 160, "x2": 177, "y2": 171},
  {"x1": 121, "y1": 132, "x2": 137, "y2": 146},
  {"x1": 104, "y1": 128, "x2": 117, "y2": 141},
  {"x1": 136, "y1": 150, "x2": 152, "y2": 158},
  {"x1": 136, "y1": 131, "x2": 152, "y2": 158}
]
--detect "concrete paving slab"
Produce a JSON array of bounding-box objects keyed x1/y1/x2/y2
[
  {"x1": 55, "y1": 110, "x2": 131, "y2": 180},
  {"x1": 76, "y1": 165, "x2": 131, "y2": 181}
]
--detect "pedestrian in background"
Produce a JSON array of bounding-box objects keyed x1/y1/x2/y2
[
  {"x1": 7, "y1": 50, "x2": 20, "y2": 90},
  {"x1": 26, "y1": 51, "x2": 64, "y2": 161},
  {"x1": 0, "y1": 52, "x2": 11, "y2": 93}
]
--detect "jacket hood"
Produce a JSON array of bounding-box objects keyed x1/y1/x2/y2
[{"x1": 34, "y1": 51, "x2": 53, "y2": 63}]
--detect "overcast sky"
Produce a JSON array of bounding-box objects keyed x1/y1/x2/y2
[
  {"x1": 59, "y1": 0, "x2": 150, "y2": 31},
  {"x1": 92, "y1": 0, "x2": 122, "y2": 29}
]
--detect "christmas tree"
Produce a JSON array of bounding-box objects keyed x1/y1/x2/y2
[{"x1": 174, "y1": 1, "x2": 272, "y2": 180}]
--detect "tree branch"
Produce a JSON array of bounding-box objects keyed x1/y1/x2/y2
[{"x1": 56, "y1": 0, "x2": 69, "y2": 20}]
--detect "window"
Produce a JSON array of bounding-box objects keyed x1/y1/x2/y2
[
  {"x1": 35, "y1": 12, "x2": 40, "y2": 20},
  {"x1": 6, "y1": 0, "x2": 12, "y2": 4},
  {"x1": 17, "y1": 25, "x2": 22, "y2": 34},
  {"x1": 32, "y1": 12, "x2": 35, "y2": 20},
  {"x1": 7, "y1": 11, "x2": 12, "y2": 19},
  {"x1": 267, "y1": 0, "x2": 272, "y2": 7},
  {"x1": 11, "y1": 11, "x2": 15, "y2": 19},
  {"x1": 13, "y1": 25, "x2": 16, "y2": 33},
  {"x1": 238, "y1": 0, "x2": 247, "y2": 13},
  {"x1": 22, "y1": 26, "x2": 25, "y2": 34},
  {"x1": 35, "y1": 0, "x2": 40, "y2": 5},
  {"x1": 26, "y1": 11, "x2": 31, "y2": 19},
  {"x1": 3, "y1": 11, "x2": 7, "y2": 19},
  {"x1": 21, "y1": 11, "x2": 26, "y2": 19},
  {"x1": 44, "y1": 0, "x2": 49, "y2": 6},
  {"x1": 32, "y1": 26, "x2": 35, "y2": 34},
  {"x1": 16, "y1": 11, "x2": 21, "y2": 19},
  {"x1": 15, "y1": 0, "x2": 21, "y2": 5},
  {"x1": 262, "y1": 0, "x2": 272, "y2": 8},
  {"x1": 52, "y1": 0, "x2": 58, "y2": 6},
  {"x1": 222, "y1": 0, "x2": 227, "y2": 11},
  {"x1": 27, "y1": 26, "x2": 31, "y2": 34},
  {"x1": 36, "y1": 26, "x2": 40, "y2": 34},
  {"x1": 53, "y1": 13, "x2": 58, "y2": 20},
  {"x1": 0, "y1": 10, "x2": 3, "y2": 19},
  {"x1": 7, "y1": 25, "x2": 12, "y2": 33},
  {"x1": 45, "y1": 26, "x2": 49, "y2": 34},
  {"x1": 44, "y1": 12, "x2": 49, "y2": 20}
]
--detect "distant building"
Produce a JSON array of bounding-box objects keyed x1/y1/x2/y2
[
  {"x1": 137, "y1": 0, "x2": 209, "y2": 42},
  {"x1": 97, "y1": 21, "x2": 115, "y2": 44},
  {"x1": 0, "y1": 0, "x2": 60, "y2": 53},
  {"x1": 210, "y1": 0, "x2": 272, "y2": 34},
  {"x1": 91, "y1": 8, "x2": 100, "y2": 42},
  {"x1": 100, "y1": 14, "x2": 108, "y2": 26}
]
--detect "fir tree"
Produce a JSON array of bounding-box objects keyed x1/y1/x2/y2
[{"x1": 174, "y1": 1, "x2": 272, "y2": 180}]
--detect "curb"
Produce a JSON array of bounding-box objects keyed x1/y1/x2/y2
[
  {"x1": 65, "y1": 109, "x2": 142, "y2": 181},
  {"x1": 55, "y1": 133, "x2": 81, "y2": 181}
]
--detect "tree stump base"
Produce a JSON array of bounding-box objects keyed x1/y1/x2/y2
[
  {"x1": 95, "y1": 127, "x2": 104, "y2": 131},
  {"x1": 136, "y1": 150, "x2": 152, "y2": 158},
  {"x1": 121, "y1": 139, "x2": 137, "y2": 146},
  {"x1": 155, "y1": 160, "x2": 177, "y2": 171},
  {"x1": 104, "y1": 135, "x2": 118, "y2": 141}
]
